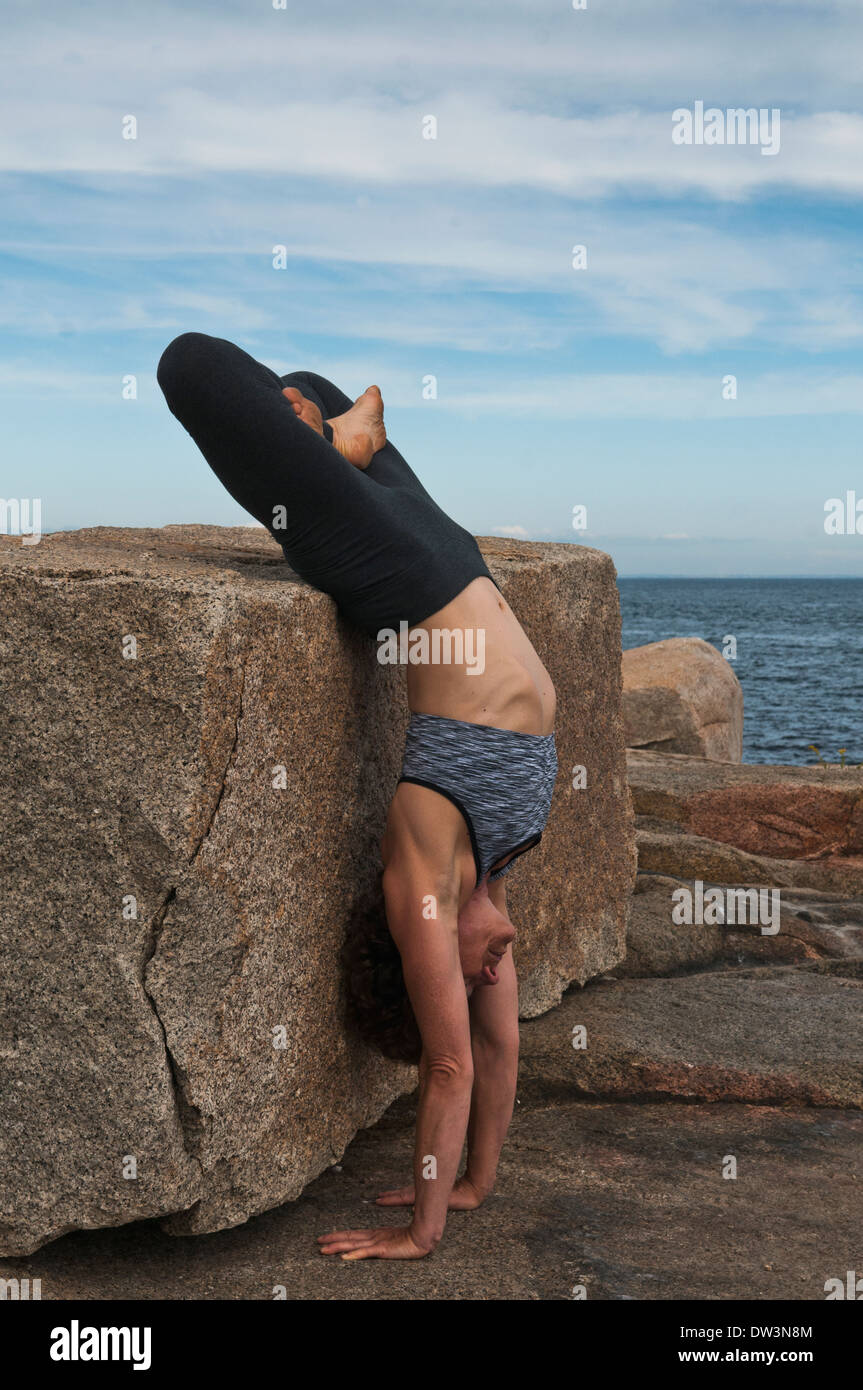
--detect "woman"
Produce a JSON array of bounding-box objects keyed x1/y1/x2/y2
[{"x1": 156, "y1": 332, "x2": 557, "y2": 1261}]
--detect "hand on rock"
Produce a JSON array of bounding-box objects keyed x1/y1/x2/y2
[{"x1": 317, "y1": 1224, "x2": 433, "y2": 1260}]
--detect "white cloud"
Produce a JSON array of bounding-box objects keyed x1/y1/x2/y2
[
  {"x1": 4, "y1": 94, "x2": 863, "y2": 202},
  {"x1": 1, "y1": 0, "x2": 862, "y2": 200},
  {"x1": 2, "y1": 179, "x2": 860, "y2": 357},
  {"x1": 3, "y1": 0, "x2": 863, "y2": 113}
]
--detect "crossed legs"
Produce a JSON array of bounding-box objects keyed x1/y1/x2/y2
[{"x1": 156, "y1": 331, "x2": 485, "y2": 635}]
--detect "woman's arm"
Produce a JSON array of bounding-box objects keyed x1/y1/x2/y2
[
  {"x1": 318, "y1": 848, "x2": 472, "y2": 1260},
  {"x1": 374, "y1": 942, "x2": 520, "y2": 1213},
  {"x1": 391, "y1": 859, "x2": 475, "y2": 1251},
  {"x1": 464, "y1": 879, "x2": 520, "y2": 1198},
  {"x1": 372, "y1": 877, "x2": 521, "y2": 1216}
]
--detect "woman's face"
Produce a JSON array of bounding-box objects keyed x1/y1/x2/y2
[{"x1": 457, "y1": 885, "x2": 515, "y2": 990}]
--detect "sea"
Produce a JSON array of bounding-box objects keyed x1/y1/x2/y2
[{"x1": 617, "y1": 578, "x2": 862, "y2": 766}]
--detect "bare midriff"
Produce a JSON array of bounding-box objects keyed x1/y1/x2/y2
[{"x1": 405, "y1": 577, "x2": 556, "y2": 736}]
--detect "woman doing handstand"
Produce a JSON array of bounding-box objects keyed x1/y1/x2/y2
[{"x1": 157, "y1": 332, "x2": 557, "y2": 1261}]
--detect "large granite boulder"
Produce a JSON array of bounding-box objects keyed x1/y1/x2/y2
[
  {"x1": 622, "y1": 637, "x2": 743, "y2": 761},
  {"x1": 0, "y1": 525, "x2": 635, "y2": 1255}
]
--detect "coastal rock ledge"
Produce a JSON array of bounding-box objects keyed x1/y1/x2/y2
[{"x1": 0, "y1": 525, "x2": 635, "y2": 1255}]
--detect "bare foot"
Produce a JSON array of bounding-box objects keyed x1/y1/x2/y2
[
  {"x1": 328, "y1": 386, "x2": 387, "y2": 469},
  {"x1": 326, "y1": 386, "x2": 386, "y2": 469},
  {"x1": 282, "y1": 386, "x2": 324, "y2": 434},
  {"x1": 282, "y1": 384, "x2": 386, "y2": 469}
]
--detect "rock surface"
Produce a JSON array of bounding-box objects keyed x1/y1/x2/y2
[
  {"x1": 519, "y1": 964, "x2": 863, "y2": 1107},
  {"x1": 628, "y1": 748, "x2": 863, "y2": 895},
  {"x1": 2, "y1": 1090, "x2": 859, "y2": 1301},
  {"x1": 0, "y1": 525, "x2": 635, "y2": 1255},
  {"x1": 622, "y1": 637, "x2": 743, "y2": 761},
  {"x1": 621, "y1": 875, "x2": 863, "y2": 977}
]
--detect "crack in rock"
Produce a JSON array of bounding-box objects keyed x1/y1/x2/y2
[
  {"x1": 189, "y1": 650, "x2": 248, "y2": 864},
  {"x1": 139, "y1": 885, "x2": 206, "y2": 1188},
  {"x1": 136, "y1": 646, "x2": 250, "y2": 1206}
]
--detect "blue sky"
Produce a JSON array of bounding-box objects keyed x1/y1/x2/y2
[{"x1": 3, "y1": 0, "x2": 862, "y2": 574}]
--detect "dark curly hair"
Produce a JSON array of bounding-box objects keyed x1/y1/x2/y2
[{"x1": 342, "y1": 871, "x2": 422, "y2": 1064}]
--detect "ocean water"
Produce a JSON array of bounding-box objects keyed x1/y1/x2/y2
[{"x1": 617, "y1": 579, "x2": 862, "y2": 766}]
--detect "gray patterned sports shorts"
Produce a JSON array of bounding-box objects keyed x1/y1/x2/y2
[{"x1": 398, "y1": 712, "x2": 558, "y2": 888}]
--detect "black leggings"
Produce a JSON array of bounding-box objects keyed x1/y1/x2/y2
[{"x1": 156, "y1": 332, "x2": 496, "y2": 636}]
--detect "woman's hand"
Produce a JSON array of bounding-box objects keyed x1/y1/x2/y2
[
  {"x1": 375, "y1": 1174, "x2": 487, "y2": 1211},
  {"x1": 317, "y1": 1224, "x2": 433, "y2": 1260}
]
